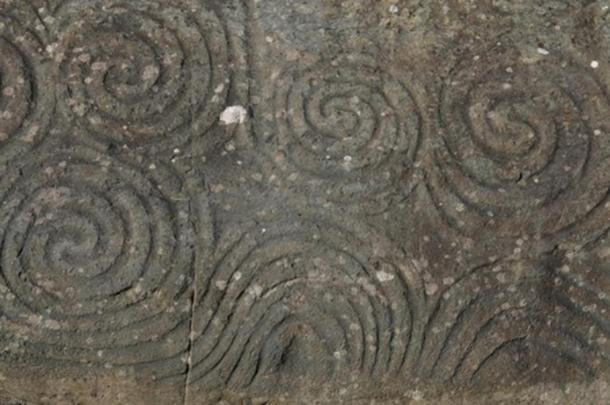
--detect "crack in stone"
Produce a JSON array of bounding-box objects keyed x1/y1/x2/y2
[{"x1": 183, "y1": 286, "x2": 197, "y2": 405}]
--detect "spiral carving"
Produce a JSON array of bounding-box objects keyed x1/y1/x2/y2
[
  {"x1": 549, "y1": 251, "x2": 610, "y2": 371},
  {"x1": 429, "y1": 46, "x2": 610, "y2": 239},
  {"x1": 188, "y1": 219, "x2": 425, "y2": 390},
  {"x1": 418, "y1": 259, "x2": 607, "y2": 385},
  {"x1": 1, "y1": 0, "x2": 610, "y2": 396},
  {"x1": 0, "y1": 13, "x2": 54, "y2": 165},
  {"x1": 272, "y1": 54, "x2": 422, "y2": 210},
  {"x1": 53, "y1": 0, "x2": 229, "y2": 153},
  {"x1": 0, "y1": 146, "x2": 208, "y2": 377}
]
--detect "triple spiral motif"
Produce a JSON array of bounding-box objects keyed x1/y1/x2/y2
[{"x1": 0, "y1": 0, "x2": 609, "y2": 391}]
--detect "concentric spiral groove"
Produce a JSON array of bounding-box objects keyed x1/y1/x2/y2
[
  {"x1": 270, "y1": 54, "x2": 423, "y2": 211},
  {"x1": 0, "y1": 146, "x2": 210, "y2": 378},
  {"x1": 428, "y1": 46, "x2": 610, "y2": 240},
  {"x1": 53, "y1": 0, "x2": 230, "y2": 153},
  {"x1": 188, "y1": 219, "x2": 424, "y2": 389},
  {"x1": 0, "y1": 13, "x2": 54, "y2": 166}
]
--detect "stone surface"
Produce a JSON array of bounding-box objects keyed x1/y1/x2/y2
[{"x1": 0, "y1": 0, "x2": 609, "y2": 403}]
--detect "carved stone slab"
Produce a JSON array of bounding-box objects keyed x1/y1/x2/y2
[{"x1": 0, "y1": 0, "x2": 609, "y2": 403}]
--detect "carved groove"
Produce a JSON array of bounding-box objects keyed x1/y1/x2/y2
[
  {"x1": 53, "y1": 0, "x2": 230, "y2": 153},
  {"x1": 0, "y1": 13, "x2": 54, "y2": 166},
  {"x1": 269, "y1": 54, "x2": 423, "y2": 211},
  {"x1": 189, "y1": 219, "x2": 425, "y2": 389},
  {"x1": 417, "y1": 259, "x2": 610, "y2": 385},
  {"x1": 429, "y1": 45, "x2": 610, "y2": 240},
  {"x1": 0, "y1": 146, "x2": 209, "y2": 378}
]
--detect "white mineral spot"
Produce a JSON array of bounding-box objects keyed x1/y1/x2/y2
[
  {"x1": 211, "y1": 184, "x2": 224, "y2": 193},
  {"x1": 45, "y1": 43, "x2": 57, "y2": 56},
  {"x1": 389, "y1": 5, "x2": 399, "y2": 14},
  {"x1": 23, "y1": 124, "x2": 39, "y2": 143},
  {"x1": 234, "y1": 271, "x2": 242, "y2": 281},
  {"x1": 591, "y1": 60, "x2": 599, "y2": 69},
  {"x1": 44, "y1": 319, "x2": 61, "y2": 330},
  {"x1": 249, "y1": 283, "x2": 263, "y2": 298},
  {"x1": 425, "y1": 283, "x2": 439, "y2": 296},
  {"x1": 343, "y1": 155, "x2": 352, "y2": 162},
  {"x1": 133, "y1": 284, "x2": 143, "y2": 295},
  {"x1": 78, "y1": 53, "x2": 91, "y2": 63},
  {"x1": 142, "y1": 65, "x2": 159, "y2": 81},
  {"x1": 91, "y1": 61, "x2": 107, "y2": 71},
  {"x1": 215, "y1": 280, "x2": 227, "y2": 290},
  {"x1": 73, "y1": 103, "x2": 86, "y2": 116},
  {"x1": 411, "y1": 390, "x2": 424, "y2": 401},
  {"x1": 220, "y1": 105, "x2": 248, "y2": 125},
  {"x1": 376, "y1": 271, "x2": 395, "y2": 282},
  {"x1": 537, "y1": 47, "x2": 550, "y2": 55}
]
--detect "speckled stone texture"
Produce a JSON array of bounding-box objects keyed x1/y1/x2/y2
[{"x1": 0, "y1": 0, "x2": 609, "y2": 404}]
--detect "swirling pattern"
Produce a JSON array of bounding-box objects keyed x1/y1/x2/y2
[
  {"x1": 188, "y1": 220, "x2": 425, "y2": 390},
  {"x1": 429, "y1": 46, "x2": 610, "y2": 239},
  {"x1": 417, "y1": 259, "x2": 609, "y2": 385},
  {"x1": 1, "y1": 0, "x2": 610, "y2": 397},
  {"x1": 550, "y1": 249, "x2": 610, "y2": 371},
  {"x1": 271, "y1": 54, "x2": 423, "y2": 211},
  {"x1": 0, "y1": 146, "x2": 210, "y2": 378},
  {"x1": 53, "y1": 0, "x2": 229, "y2": 153},
  {"x1": 0, "y1": 13, "x2": 54, "y2": 165}
]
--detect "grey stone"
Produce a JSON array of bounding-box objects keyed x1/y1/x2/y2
[{"x1": 0, "y1": 0, "x2": 609, "y2": 403}]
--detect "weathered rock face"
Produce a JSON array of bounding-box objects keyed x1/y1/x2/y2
[{"x1": 0, "y1": 0, "x2": 609, "y2": 403}]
